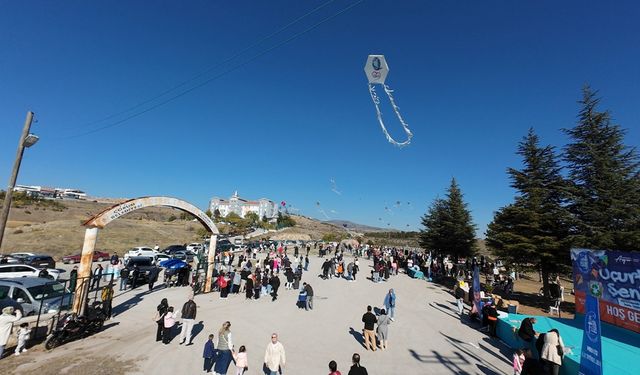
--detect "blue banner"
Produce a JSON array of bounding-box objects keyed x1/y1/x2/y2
[
  {"x1": 472, "y1": 265, "x2": 481, "y2": 317},
  {"x1": 579, "y1": 294, "x2": 603, "y2": 375}
]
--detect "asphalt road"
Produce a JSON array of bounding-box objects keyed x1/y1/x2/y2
[{"x1": 6, "y1": 256, "x2": 513, "y2": 374}]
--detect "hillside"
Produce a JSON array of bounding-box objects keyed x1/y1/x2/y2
[
  {"x1": 325, "y1": 220, "x2": 391, "y2": 233},
  {"x1": 2, "y1": 199, "x2": 204, "y2": 259},
  {"x1": 1, "y1": 198, "x2": 489, "y2": 260}
]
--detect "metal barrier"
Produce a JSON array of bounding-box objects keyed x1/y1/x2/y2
[{"x1": 29, "y1": 272, "x2": 115, "y2": 340}]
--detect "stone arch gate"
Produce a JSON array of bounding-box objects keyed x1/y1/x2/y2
[{"x1": 73, "y1": 196, "x2": 219, "y2": 314}]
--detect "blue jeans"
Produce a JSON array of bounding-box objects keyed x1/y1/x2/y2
[
  {"x1": 119, "y1": 278, "x2": 127, "y2": 291},
  {"x1": 388, "y1": 306, "x2": 395, "y2": 319}
]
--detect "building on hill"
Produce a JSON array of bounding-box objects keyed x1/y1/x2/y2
[
  {"x1": 14, "y1": 185, "x2": 86, "y2": 199},
  {"x1": 209, "y1": 191, "x2": 278, "y2": 220}
]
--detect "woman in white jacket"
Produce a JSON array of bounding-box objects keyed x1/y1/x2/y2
[
  {"x1": 0, "y1": 307, "x2": 21, "y2": 359},
  {"x1": 540, "y1": 329, "x2": 565, "y2": 375}
]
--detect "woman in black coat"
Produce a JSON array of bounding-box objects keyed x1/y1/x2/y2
[
  {"x1": 155, "y1": 298, "x2": 169, "y2": 342},
  {"x1": 245, "y1": 276, "x2": 254, "y2": 300}
]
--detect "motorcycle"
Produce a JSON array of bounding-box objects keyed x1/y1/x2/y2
[{"x1": 45, "y1": 301, "x2": 106, "y2": 350}]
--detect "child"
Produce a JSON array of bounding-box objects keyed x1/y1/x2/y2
[
  {"x1": 203, "y1": 334, "x2": 215, "y2": 373},
  {"x1": 513, "y1": 348, "x2": 525, "y2": 375},
  {"x1": 232, "y1": 345, "x2": 248, "y2": 375},
  {"x1": 15, "y1": 322, "x2": 30, "y2": 355}
]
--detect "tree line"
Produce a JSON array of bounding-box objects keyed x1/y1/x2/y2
[{"x1": 419, "y1": 87, "x2": 639, "y2": 297}]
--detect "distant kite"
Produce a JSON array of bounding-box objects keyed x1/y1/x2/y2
[{"x1": 364, "y1": 55, "x2": 413, "y2": 147}]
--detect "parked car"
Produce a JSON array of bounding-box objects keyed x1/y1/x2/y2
[
  {"x1": 170, "y1": 250, "x2": 196, "y2": 262},
  {"x1": 0, "y1": 277, "x2": 72, "y2": 316},
  {"x1": 123, "y1": 247, "x2": 157, "y2": 260},
  {"x1": 186, "y1": 243, "x2": 203, "y2": 253},
  {"x1": 163, "y1": 244, "x2": 186, "y2": 254},
  {"x1": 22, "y1": 255, "x2": 56, "y2": 269},
  {"x1": 62, "y1": 251, "x2": 110, "y2": 264},
  {"x1": 9, "y1": 252, "x2": 36, "y2": 259},
  {"x1": 154, "y1": 253, "x2": 171, "y2": 264},
  {"x1": 0, "y1": 264, "x2": 61, "y2": 280},
  {"x1": 123, "y1": 257, "x2": 157, "y2": 286},
  {"x1": 215, "y1": 239, "x2": 235, "y2": 252}
]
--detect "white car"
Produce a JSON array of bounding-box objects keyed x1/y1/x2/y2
[
  {"x1": 124, "y1": 247, "x2": 157, "y2": 260},
  {"x1": 0, "y1": 264, "x2": 61, "y2": 280},
  {"x1": 154, "y1": 253, "x2": 171, "y2": 265},
  {"x1": 186, "y1": 243, "x2": 203, "y2": 253}
]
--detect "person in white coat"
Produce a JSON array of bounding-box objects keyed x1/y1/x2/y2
[
  {"x1": 540, "y1": 329, "x2": 565, "y2": 375},
  {"x1": 264, "y1": 333, "x2": 286, "y2": 375},
  {"x1": 0, "y1": 307, "x2": 21, "y2": 359}
]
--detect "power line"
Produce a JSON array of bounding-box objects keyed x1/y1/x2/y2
[{"x1": 62, "y1": 0, "x2": 364, "y2": 139}]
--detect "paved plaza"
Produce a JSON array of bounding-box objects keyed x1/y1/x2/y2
[{"x1": 5, "y1": 257, "x2": 512, "y2": 374}]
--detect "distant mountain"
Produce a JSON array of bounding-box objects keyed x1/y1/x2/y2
[{"x1": 325, "y1": 220, "x2": 396, "y2": 233}]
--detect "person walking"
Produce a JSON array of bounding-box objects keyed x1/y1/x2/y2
[
  {"x1": 352, "y1": 260, "x2": 359, "y2": 282},
  {"x1": 13, "y1": 322, "x2": 30, "y2": 356},
  {"x1": 154, "y1": 298, "x2": 169, "y2": 342},
  {"x1": 245, "y1": 275, "x2": 254, "y2": 300},
  {"x1": 328, "y1": 360, "x2": 341, "y2": 375},
  {"x1": 347, "y1": 353, "x2": 368, "y2": 375},
  {"x1": 119, "y1": 265, "x2": 130, "y2": 291},
  {"x1": 264, "y1": 333, "x2": 286, "y2": 375},
  {"x1": 232, "y1": 345, "x2": 248, "y2": 375},
  {"x1": 0, "y1": 307, "x2": 21, "y2": 359},
  {"x1": 179, "y1": 294, "x2": 197, "y2": 345},
  {"x1": 270, "y1": 274, "x2": 281, "y2": 302},
  {"x1": 91, "y1": 264, "x2": 103, "y2": 290},
  {"x1": 304, "y1": 255, "x2": 309, "y2": 271},
  {"x1": 303, "y1": 282, "x2": 314, "y2": 310},
  {"x1": 148, "y1": 266, "x2": 160, "y2": 291},
  {"x1": 455, "y1": 282, "x2": 465, "y2": 315},
  {"x1": 376, "y1": 308, "x2": 391, "y2": 350},
  {"x1": 383, "y1": 289, "x2": 396, "y2": 321},
  {"x1": 213, "y1": 321, "x2": 233, "y2": 375},
  {"x1": 69, "y1": 266, "x2": 78, "y2": 293},
  {"x1": 361, "y1": 305, "x2": 377, "y2": 351},
  {"x1": 540, "y1": 329, "x2": 565, "y2": 375},
  {"x1": 131, "y1": 264, "x2": 140, "y2": 289},
  {"x1": 203, "y1": 334, "x2": 215, "y2": 373},
  {"x1": 162, "y1": 306, "x2": 176, "y2": 344}
]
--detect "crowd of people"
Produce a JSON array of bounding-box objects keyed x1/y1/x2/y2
[{"x1": 0, "y1": 240, "x2": 573, "y2": 375}]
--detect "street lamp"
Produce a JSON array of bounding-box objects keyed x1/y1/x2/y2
[{"x1": 0, "y1": 112, "x2": 37, "y2": 253}]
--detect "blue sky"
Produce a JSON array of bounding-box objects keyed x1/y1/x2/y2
[{"x1": 1, "y1": 1, "x2": 639, "y2": 236}]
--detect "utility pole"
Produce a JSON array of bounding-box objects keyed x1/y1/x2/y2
[{"x1": 0, "y1": 111, "x2": 35, "y2": 253}]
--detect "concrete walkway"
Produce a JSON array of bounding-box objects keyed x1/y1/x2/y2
[{"x1": 5, "y1": 256, "x2": 512, "y2": 374}]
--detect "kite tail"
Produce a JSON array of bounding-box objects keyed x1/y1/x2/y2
[{"x1": 368, "y1": 83, "x2": 413, "y2": 147}]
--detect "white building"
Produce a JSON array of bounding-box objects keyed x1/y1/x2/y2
[{"x1": 209, "y1": 191, "x2": 278, "y2": 220}]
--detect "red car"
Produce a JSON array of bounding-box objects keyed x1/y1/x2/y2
[{"x1": 62, "y1": 251, "x2": 110, "y2": 264}]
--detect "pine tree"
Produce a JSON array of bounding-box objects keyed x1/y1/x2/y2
[
  {"x1": 419, "y1": 198, "x2": 447, "y2": 253},
  {"x1": 420, "y1": 179, "x2": 477, "y2": 262},
  {"x1": 486, "y1": 129, "x2": 571, "y2": 298},
  {"x1": 563, "y1": 87, "x2": 640, "y2": 251}
]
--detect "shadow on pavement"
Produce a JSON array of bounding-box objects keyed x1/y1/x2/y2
[
  {"x1": 348, "y1": 327, "x2": 365, "y2": 348},
  {"x1": 190, "y1": 321, "x2": 205, "y2": 343},
  {"x1": 408, "y1": 349, "x2": 472, "y2": 374},
  {"x1": 439, "y1": 331, "x2": 510, "y2": 373}
]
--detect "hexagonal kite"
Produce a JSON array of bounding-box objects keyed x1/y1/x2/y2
[{"x1": 364, "y1": 55, "x2": 413, "y2": 147}]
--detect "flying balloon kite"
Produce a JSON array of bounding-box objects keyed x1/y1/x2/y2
[{"x1": 364, "y1": 55, "x2": 413, "y2": 147}]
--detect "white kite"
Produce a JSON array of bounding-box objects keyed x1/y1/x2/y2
[{"x1": 364, "y1": 55, "x2": 413, "y2": 147}]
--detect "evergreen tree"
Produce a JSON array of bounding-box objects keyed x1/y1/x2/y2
[
  {"x1": 487, "y1": 128, "x2": 571, "y2": 298},
  {"x1": 419, "y1": 198, "x2": 447, "y2": 253},
  {"x1": 420, "y1": 179, "x2": 477, "y2": 261},
  {"x1": 563, "y1": 87, "x2": 640, "y2": 251}
]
